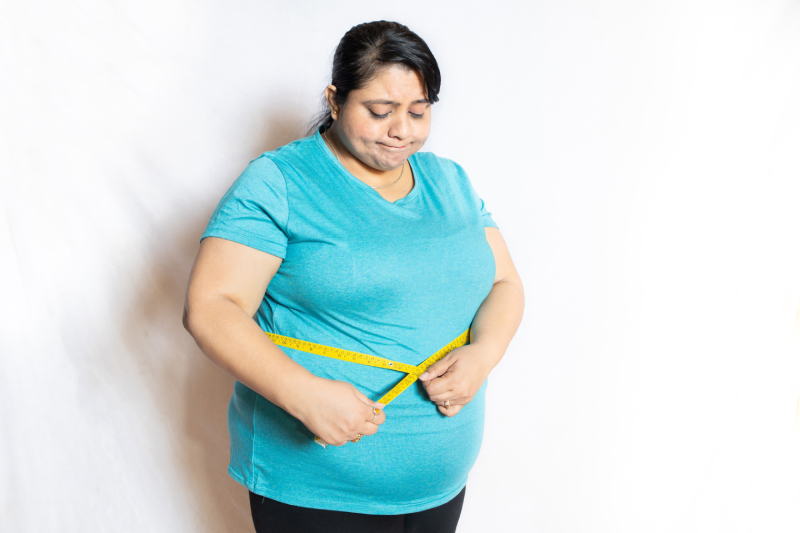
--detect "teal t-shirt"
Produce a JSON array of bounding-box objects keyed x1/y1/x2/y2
[{"x1": 201, "y1": 129, "x2": 498, "y2": 514}]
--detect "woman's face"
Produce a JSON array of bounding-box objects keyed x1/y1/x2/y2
[{"x1": 326, "y1": 65, "x2": 432, "y2": 172}]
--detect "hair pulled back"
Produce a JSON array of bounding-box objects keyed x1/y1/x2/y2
[{"x1": 309, "y1": 21, "x2": 441, "y2": 135}]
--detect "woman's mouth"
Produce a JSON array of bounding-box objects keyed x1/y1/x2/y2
[{"x1": 378, "y1": 143, "x2": 408, "y2": 150}]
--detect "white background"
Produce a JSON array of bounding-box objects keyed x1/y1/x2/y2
[{"x1": 2, "y1": 1, "x2": 799, "y2": 531}]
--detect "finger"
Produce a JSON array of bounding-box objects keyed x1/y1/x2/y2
[
  {"x1": 359, "y1": 422, "x2": 379, "y2": 436},
  {"x1": 353, "y1": 389, "x2": 384, "y2": 410},
  {"x1": 419, "y1": 354, "x2": 455, "y2": 382},
  {"x1": 354, "y1": 413, "x2": 382, "y2": 438},
  {"x1": 352, "y1": 390, "x2": 387, "y2": 424},
  {"x1": 360, "y1": 404, "x2": 385, "y2": 424},
  {"x1": 434, "y1": 399, "x2": 461, "y2": 408},
  {"x1": 424, "y1": 371, "x2": 453, "y2": 393},
  {"x1": 356, "y1": 399, "x2": 386, "y2": 426},
  {"x1": 428, "y1": 391, "x2": 455, "y2": 403},
  {"x1": 426, "y1": 384, "x2": 455, "y2": 402},
  {"x1": 436, "y1": 395, "x2": 470, "y2": 407},
  {"x1": 422, "y1": 368, "x2": 458, "y2": 396},
  {"x1": 430, "y1": 385, "x2": 471, "y2": 402},
  {"x1": 437, "y1": 403, "x2": 463, "y2": 417},
  {"x1": 366, "y1": 407, "x2": 386, "y2": 426},
  {"x1": 350, "y1": 393, "x2": 386, "y2": 432}
]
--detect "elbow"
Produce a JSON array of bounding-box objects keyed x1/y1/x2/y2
[
  {"x1": 495, "y1": 272, "x2": 524, "y2": 292},
  {"x1": 182, "y1": 294, "x2": 228, "y2": 336},
  {"x1": 183, "y1": 288, "x2": 209, "y2": 336},
  {"x1": 497, "y1": 275, "x2": 526, "y2": 313},
  {"x1": 182, "y1": 302, "x2": 198, "y2": 336},
  {"x1": 182, "y1": 305, "x2": 190, "y2": 332}
]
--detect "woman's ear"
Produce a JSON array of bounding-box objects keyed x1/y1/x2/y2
[{"x1": 324, "y1": 85, "x2": 339, "y2": 120}]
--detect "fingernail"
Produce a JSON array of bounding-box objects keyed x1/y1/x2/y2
[{"x1": 419, "y1": 372, "x2": 429, "y2": 380}]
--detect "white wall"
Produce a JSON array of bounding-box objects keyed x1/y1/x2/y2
[{"x1": 2, "y1": 1, "x2": 799, "y2": 531}]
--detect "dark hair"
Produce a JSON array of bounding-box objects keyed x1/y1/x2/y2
[{"x1": 308, "y1": 21, "x2": 441, "y2": 135}]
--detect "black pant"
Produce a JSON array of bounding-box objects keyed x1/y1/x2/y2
[{"x1": 249, "y1": 487, "x2": 466, "y2": 533}]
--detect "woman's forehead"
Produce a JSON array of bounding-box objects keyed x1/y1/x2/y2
[{"x1": 355, "y1": 66, "x2": 428, "y2": 104}]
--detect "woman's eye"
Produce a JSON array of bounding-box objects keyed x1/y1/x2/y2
[
  {"x1": 409, "y1": 111, "x2": 424, "y2": 118},
  {"x1": 369, "y1": 110, "x2": 389, "y2": 119}
]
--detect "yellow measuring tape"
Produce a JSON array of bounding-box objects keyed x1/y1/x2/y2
[{"x1": 265, "y1": 328, "x2": 471, "y2": 447}]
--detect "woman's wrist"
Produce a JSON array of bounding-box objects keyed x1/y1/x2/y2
[
  {"x1": 467, "y1": 340, "x2": 505, "y2": 379},
  {"x1": 276, "y1": 372, "x2": 323, "y2": 422}
]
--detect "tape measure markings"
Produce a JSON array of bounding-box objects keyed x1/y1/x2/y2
[
  {"x1": 265, "y1": 332, "x2": 418, "y2": 374},
  {"x1": 264, "y1": 328, "x2": 471, "y2": 448}
]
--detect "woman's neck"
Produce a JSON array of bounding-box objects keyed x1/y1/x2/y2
[{"x1": 324, "y1": 125, "x2": 405, "y2": 186}]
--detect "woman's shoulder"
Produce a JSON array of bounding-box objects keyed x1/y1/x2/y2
[
  {"x1": 412, "y1": 151, "x2": 472, "y2": 186},
  {"x1": 255, "y1": 133, "x2": 322, "y2": 167},
  {"x1": 231, "y1": 152, "x2": 287, "y2": 196},
  {"x1": 413, "y1": 150, "x2": 497, "y2": 226},
  {"x1": 250, "y1": 133, "x2": 332, "y2": 180},
  {"x1": 412, "y1": 150, "x2": 462, "y2": 171}
]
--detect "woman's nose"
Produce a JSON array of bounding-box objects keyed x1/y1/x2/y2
[{"x1": 387, "y1": 112, "x2": 410, "y2": 140}]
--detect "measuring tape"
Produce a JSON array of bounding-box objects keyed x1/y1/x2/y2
[{"x1": 265, "y1": 328, "x2": 471, "y2": 447}]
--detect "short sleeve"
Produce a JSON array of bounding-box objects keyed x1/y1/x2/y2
[
  {"x1": 449, "y1": 159, "x2": 500, "y2": 229},
  {"x1": 477, "y1": 197, "x2": 499, "y2": 229},
  {"x1": 200, "y1": 154, "x2": 289, "y2": 258}
]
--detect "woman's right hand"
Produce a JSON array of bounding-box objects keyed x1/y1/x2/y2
[{"x1": 293, "y1": 377, "x2": 386, "y2": 446}]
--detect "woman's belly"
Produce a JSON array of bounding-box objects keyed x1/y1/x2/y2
[{"x1": 243, "y1": 381, "x2": 487, "y2": 508}]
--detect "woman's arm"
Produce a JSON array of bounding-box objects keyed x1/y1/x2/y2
[
  {"x1": 183, "y1": 236, "x2": 385, "y2": 445},
  {"x1": 419, "y1": 227, "x2": 525, "y2": 416}
]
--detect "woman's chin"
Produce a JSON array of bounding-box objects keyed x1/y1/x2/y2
[{"x1": 369, "y1": 152, "x2": 409, "y2": 171}]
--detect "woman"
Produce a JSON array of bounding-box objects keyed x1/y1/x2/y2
[{"x1": 183, "y1": 20, "x2": 524, "y2": 533}]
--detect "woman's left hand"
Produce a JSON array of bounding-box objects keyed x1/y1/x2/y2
[{"x1": 418, "y1": 344, "x2": 492, "y2": 417}]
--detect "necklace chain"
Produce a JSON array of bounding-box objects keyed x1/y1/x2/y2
[{"x1": 323, "y1": 130, "x2": 404, "y2": 189}]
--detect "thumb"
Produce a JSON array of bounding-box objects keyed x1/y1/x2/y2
[
  {"x1": 353, "y1": 389, "x2": 385, "y2": 410},
  {"x1": 419, "y1": 356, "x2": 454, "y2": 381}
]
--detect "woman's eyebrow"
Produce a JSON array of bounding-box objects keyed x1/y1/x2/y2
[{"x1": 362, "y1": 99, "x2": 430, "y2": 105}]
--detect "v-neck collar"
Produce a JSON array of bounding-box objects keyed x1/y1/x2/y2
[{"x1": 313, "y1": 129, "x2": 421, "y2": 207}]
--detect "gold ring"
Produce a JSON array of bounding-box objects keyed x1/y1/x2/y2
[
  {"x1": 444, "y1": 400, "x2": 451, "y2": 409},
  {"x1": 350, "y1": 433, "x2": 362, "y2": 443},
  {"x1": 371, "y1": 408, "x2": 380, "y2": 422}
]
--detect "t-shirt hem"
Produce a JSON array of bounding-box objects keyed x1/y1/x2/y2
[
  {"x1": 201, "y1": 228, "x2": 287, "y2": 259},
  {"x1": 228, "y1": 466, "x2": 468, "y2": 515}
]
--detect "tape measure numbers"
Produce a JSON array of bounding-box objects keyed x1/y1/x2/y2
[{"x1": 264, "y1": 328, "x2": 471, "y2": 447}]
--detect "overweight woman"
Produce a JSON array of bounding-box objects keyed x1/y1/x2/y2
[{"x1": 183, "y1": 20, "x2": 524, "y2": 533}]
